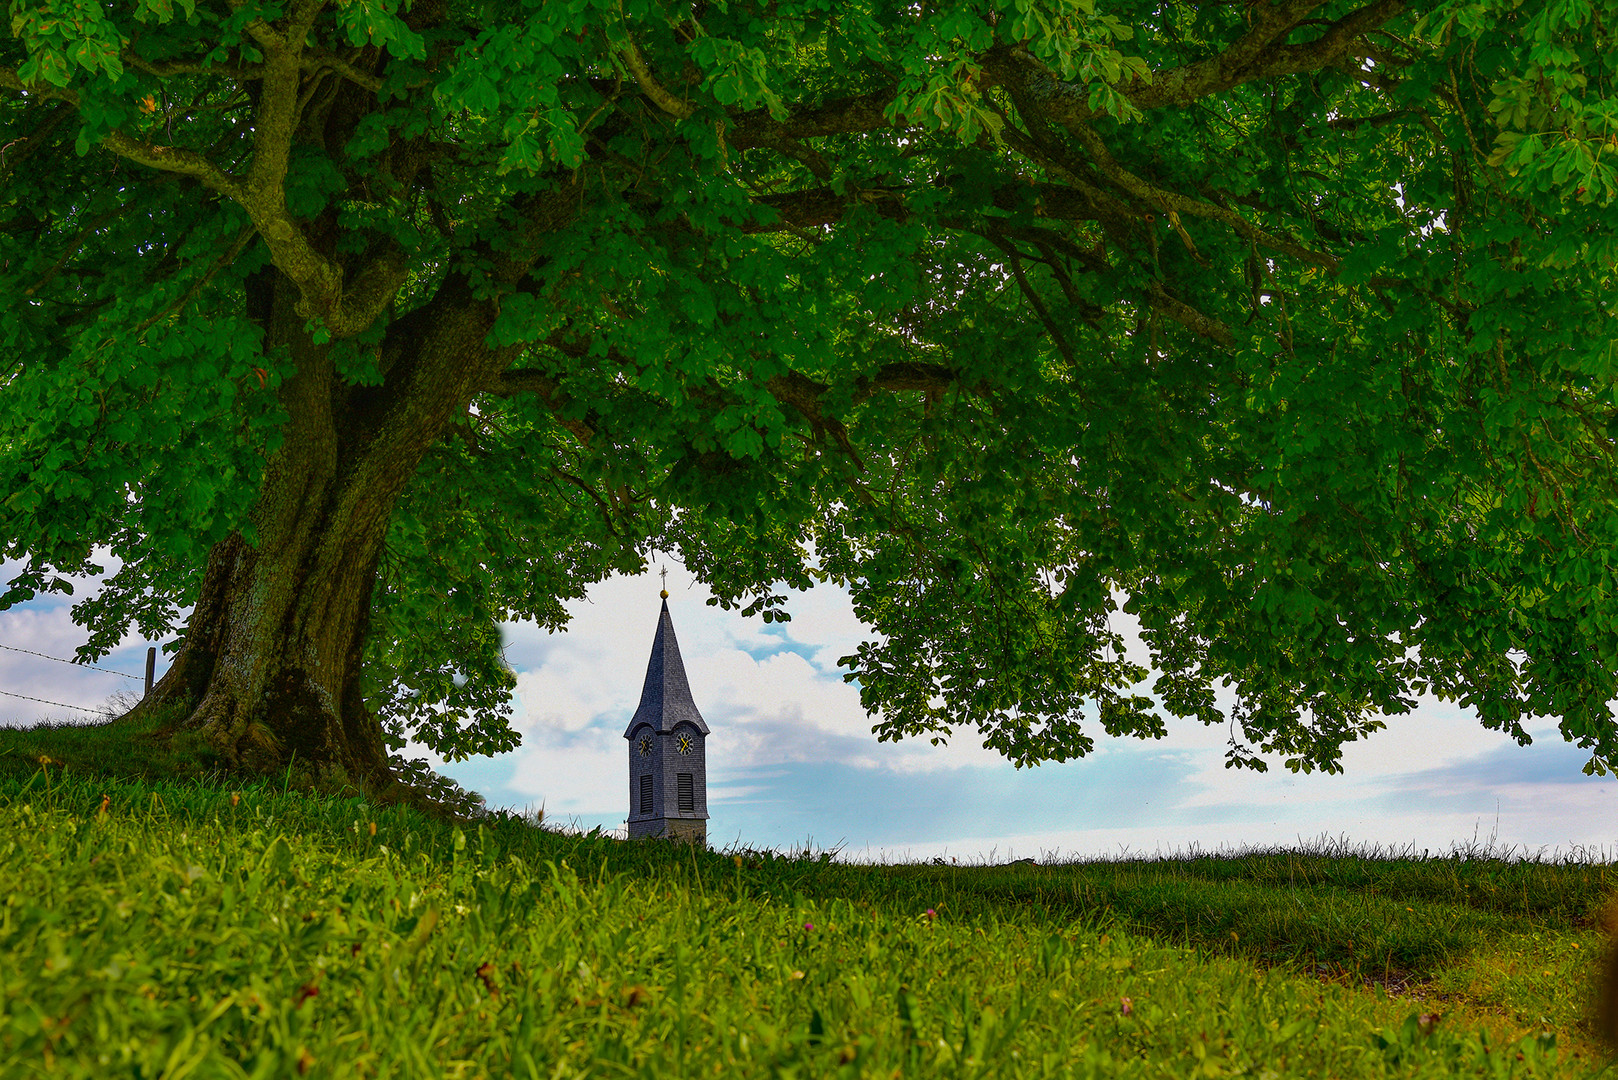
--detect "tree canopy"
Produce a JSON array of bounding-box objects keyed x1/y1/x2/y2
[{"x1": 3, "y1": 0, "x2": 1617, "y2": 786}]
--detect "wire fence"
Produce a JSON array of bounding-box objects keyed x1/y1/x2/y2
[
  {"x1": 0, "y1": 641, "x2": 158, "y2": 715},
  {"x1": 0, "y1": 687, "x2": 106, "y2": 712}
]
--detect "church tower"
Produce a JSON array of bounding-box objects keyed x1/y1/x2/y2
[{"x1": 623, "y1": 586, "x2": 709, "y2": 844}]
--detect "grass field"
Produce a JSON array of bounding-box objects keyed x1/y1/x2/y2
[{"x1": 1, "y1": 719, "x2": 1614, "y2": 1078}]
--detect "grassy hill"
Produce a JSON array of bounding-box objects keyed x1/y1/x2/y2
[{"x1": 0, "y1": 718, "x2": 1613, "y2": 1078}]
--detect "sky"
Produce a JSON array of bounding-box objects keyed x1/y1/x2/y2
[{"x1": 2, "y1": 555, "x2": 1613, "y2": 864}]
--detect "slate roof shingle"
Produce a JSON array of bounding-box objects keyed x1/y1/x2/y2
[{"x1": 622, "y1": 599, "x2": 710, "y2": 737}]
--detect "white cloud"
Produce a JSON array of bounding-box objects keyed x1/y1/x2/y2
[
  {"x1": 4, "y1": 551, "x2": 1609, "y2": 864},
  {"x1": 490, "y1": 558, "x2": 1011, "y2": 815},
  {"x1": 456, "y1": 559, "x2": 1614, "y2": 859},
  {"x1": 0, "y1": 558, "x2": 157, "y2": 724}
]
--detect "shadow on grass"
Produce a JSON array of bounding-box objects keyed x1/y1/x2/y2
[{"x1": 873, "y1": 836, "x2": 1616, "y2": 995}]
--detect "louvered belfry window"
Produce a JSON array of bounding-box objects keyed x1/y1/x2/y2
[
  {"x1": 639, "y1": 774, "x2": 653, "y2": 814},
  {"x1": 677, "y1": 773, "x2": 694, "y2": 812}
]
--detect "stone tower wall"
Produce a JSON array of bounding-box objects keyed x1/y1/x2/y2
[
  {"x1": 626, "y1": 721, "x2": 660, "y2": 829},
  {"x1": 661, "y1": 722, "x2": 707, "y2": 821},
  {"x1": 627, "y1": 817, "x2": 706, "y2": 844}
]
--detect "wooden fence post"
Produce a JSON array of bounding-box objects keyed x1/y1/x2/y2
[{"x1": 145, "y1": 647, "x2": 156, "y2": 698}]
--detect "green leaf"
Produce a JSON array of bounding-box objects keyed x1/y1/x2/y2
[{"x1": 465, "y1": 74, "x2": 500, "y2": 115}]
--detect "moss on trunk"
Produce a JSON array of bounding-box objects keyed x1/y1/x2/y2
[{"x1": 132, "y1": 270, "x2": 510, "y2": 796}]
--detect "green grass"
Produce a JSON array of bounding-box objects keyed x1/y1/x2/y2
[
  {"x1": 0, "y1": 712, "x2": 487, "y2": 816},
  {"x1": 888, "y1": 844, "x2": 1614, "y2": 1053},
  {"x1": 0, "y1": 741, "x2": 1612, "y2": 1077},
  {"x1": 0, "y1": 710, "x2": 231, "y2": 786}
]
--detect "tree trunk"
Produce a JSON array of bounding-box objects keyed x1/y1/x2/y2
[{"x1": 136, "y1": 272, "x2": 507, "y2": 794}]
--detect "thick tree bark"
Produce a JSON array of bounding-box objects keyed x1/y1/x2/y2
[{"x1": 136, "y1": 272, "x2": 509, "y2": 793}]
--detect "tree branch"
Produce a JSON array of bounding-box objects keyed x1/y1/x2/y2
[
  {"x1": 996, "y1": 122, "x2": 1141, "y2": 234},
  {"x1": 5, "y1": 21, "x2": 400, "y2": 339},
  {"x1": 214, "y1": 0, "x2": 401, "y2": 334},
  {"x1": 1266, "y1": 1, "x2": 1410, "y2": 73},
  {"x1": 985, "y1": 234, "x2": 1080, "y2": 368},
  {"x1": 743, "y1": 180, "x2": 1104, "y2": 236},
  {"x1": 1165, "y1": 0, "x2": 1330, "y2": 95},
  {"x1": 746, "y1": 185, "x2": 907, "y2": 231},
  {"x1": 729, "y1": 90, "x2": 897, "y2": 145},
  {"x1": 135, "y1": 224, "x2": 260, "y2": 339},
  {"x1": 304, "y1": 50, "x2": 382, "y2": 94},
  {"x1": 865, "y1": 362, "x2": 961, "y2": 395},
  {"x1": 1148, "y1": 283, "x2": 1235, "y2": 348},
  {"x1": 760, "y1": 363, "x2": 964, "y2": 412},
  {"x1": 613, "y1": 33, "x2": 695, "y2": 120},
  {"x1": 23, "y1": 204, "x2": 133, "y2": 297},
  {"x1": 0, "y1": 70, "x2": 250, "y2": 203},
  {"x1": 98, "y1": 128, "x2": 246, "y2": 198},
  {"x1": 760, "y1": 361, "x2": 966, "y2": 463},
  {"x1": 0, "y1": 100, "x2": 72, "y2": 186},
  {"x1": 123, "y1": 50, "x2": 264, "y2": 80},
  {"x1": 483, "y1": 368, "x2": 594, "y2": 444},
  {"x1": 1131, "y1": 1, "x2": 1387, "y2": 109},
  {"x1": 985, "y1": 1, "x2": 1404, "y2": 125},
  {"x1": 1063, "y1": 119, "x2": 1339, "y2": 268}
]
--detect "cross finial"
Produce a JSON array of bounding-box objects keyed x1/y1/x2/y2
[{"x1": 659, "y1": 565, "x2": 669, "y2": 599}]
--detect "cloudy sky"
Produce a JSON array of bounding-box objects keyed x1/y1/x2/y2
[{"x1": 2, "y1": 556, "x2": 1612, "y2": 862}]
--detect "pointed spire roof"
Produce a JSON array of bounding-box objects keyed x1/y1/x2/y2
[{"x1": 623, "y1": 598, "x2": 709, "y2": 737}]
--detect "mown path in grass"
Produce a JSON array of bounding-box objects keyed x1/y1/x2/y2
[
  {"x1": 1, "y1": 763, "x2": 1607, "y2": 1078},
  {"x1": 883, "y1": 849, "x2": 1612, "y2": 1064}
]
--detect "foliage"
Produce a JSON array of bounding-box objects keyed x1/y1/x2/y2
[
  {"x1": 0, "y1": 769, "x2": 1599, "y2": 1076},
  {"x1": 3, "y1": 0, "x2": 1618, "y2": 771}
]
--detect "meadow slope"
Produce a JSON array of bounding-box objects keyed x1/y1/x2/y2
[{"x1": 0, "y1": 749, "x2": 1612, "y2": 1078}]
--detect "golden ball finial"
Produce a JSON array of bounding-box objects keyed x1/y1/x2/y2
[{"x1": 660, "y1": 589, "x2": 669, "y2": 599}]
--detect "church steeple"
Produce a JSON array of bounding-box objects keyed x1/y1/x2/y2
[
  {"x1": 624, "y1": 592, "x2": 709, "y2": 845},
  {"x1": 622, "y1": 598, "x2": 710, "y2": 739}
]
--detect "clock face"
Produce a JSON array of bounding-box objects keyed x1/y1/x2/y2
[
  {"x1": 676, "y1": 733, "x2": 693, "y2": 754},
  {"x1": 638, "y1": 734, "x2": 653, "y2": 756}
]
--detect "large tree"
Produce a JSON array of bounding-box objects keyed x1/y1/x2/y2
[{"x1": 3, "y1": 0, "x2": 1616, "y2": 792}]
